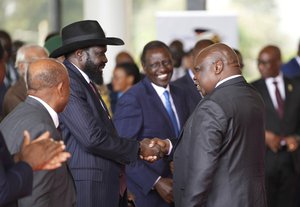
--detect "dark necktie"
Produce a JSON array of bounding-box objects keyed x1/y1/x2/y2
[
  {"x1": 273, "y1": 80, "x2": 284, "y2": 119},
  {"x1": 163, "y1": 90, "x2": 180, "y2": 137},
  {"x1": 89, "y1": 81, "x2": 111, "y2": 119}
]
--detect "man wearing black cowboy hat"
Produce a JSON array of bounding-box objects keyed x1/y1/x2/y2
[{"x1": 50, "y1": 20, "x2": 164, "y2": 207}]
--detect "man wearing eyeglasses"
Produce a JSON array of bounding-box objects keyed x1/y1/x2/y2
[{"x1": 114, "y1": 40, "x2": 190, "y2": 207}]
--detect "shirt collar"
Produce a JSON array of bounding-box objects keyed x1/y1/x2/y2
[
  {"x1": 70, "y1": 62, "x2": 91, "y2": 83},
  {"x1": 265, "y1": 72, "x2": 284, "y2": 85},
  {"x1": 28, "y1": 95, "x2": 59, "y2": 128},
  {"x1": 215, "y1": 74, "x2": 242, "y2": 88},
  {"x1": 188, "y1": 69, "x2": 194, "y2": 79},
  {"x1": 151, "y1": 82, "x2": 170, "y2": 97}
]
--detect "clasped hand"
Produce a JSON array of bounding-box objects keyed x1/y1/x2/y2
[{"x1": 139, "y1": 138, "x2": 170, "y2": 162}]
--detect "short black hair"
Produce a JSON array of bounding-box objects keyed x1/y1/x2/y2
[
  {"x1": 140, "y1": 40, "x2": 171, "y2": 65},
  {"x1": 115, "y1": 62, "x2": 141, "y2": 84}
]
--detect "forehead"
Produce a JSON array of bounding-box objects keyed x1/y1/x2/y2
[
  {"x1": 145, "y1": 47, "x2": 171, "y2": 59},
  {"x1": 259, "y1": 51, "x2": 272, "y2": 60},
  {"x1": 194, "y1": 51, "x2": 210, "y2": 66}
]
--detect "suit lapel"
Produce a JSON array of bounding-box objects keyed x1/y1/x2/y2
[
  {"x1": 64, "y1": 60, "x2": 113, "y2": 125},
  {"x1": 143, "y1": 78, "x2": 177, "y2": 137}
]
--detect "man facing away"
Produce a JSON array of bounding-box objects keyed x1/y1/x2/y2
[{"x1": 0, "y1": 58, "x2": 76, "y2": 207}]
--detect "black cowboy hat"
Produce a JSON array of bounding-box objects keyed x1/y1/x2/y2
[{"x1": 50, "y1": 20, "x2": 124, "y2": 58}]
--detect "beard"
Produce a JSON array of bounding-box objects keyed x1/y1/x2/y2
[{"x1": 83, "y1": 55, "x2": 104, "y2": 85}]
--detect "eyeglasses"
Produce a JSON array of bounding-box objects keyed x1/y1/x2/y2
[{"x1": 147, "y1": 60, "x2": 172, "y2": 70}]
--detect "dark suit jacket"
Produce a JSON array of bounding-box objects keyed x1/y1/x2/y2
[
  {"x1": 0, "y1": 132, "x2": 33, "y2": 207},
  {"x1": 113, "y1": 77, "x2": 190, "y2": 207},
  {"x1": 172, "y1": 71, "x2": 201, "y2": 115},
  {"x1": 251, "y1": 77, "x2": 300, "y2": 173},
  {"x1": 0, "y1": 97, "x2": 76, "y2": 207},
  {"x1": 173, "y1": 76, "x2": 267, "y2": 207},
  {"x1": 2, "y1": 78, "x2": 27, "y2": 117},
  {"x1": 59, "y1": 60, "x2": 140, "y2": 207},
  {"x1": 281, "y1": 57, "x2": 300, "y2": 78}
]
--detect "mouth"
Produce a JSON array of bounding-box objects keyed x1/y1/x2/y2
[{"x1": 158, "y1": 74, "x2": 168, "y2": 80}]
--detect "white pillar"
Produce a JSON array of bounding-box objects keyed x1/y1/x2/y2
[{"x1": 83, "y1": 0, "x2": 131, "y2": 83}]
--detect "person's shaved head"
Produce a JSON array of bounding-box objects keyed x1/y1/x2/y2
[
  {"x1": 27, "y1": 59, "x2": 66, "y2": 91},
  {"x1": 27, "y1": 58, "x2": 70, "y2": 112},
  {"x1": 193, "y1": 43, "x2": 241, "y2": 96}
]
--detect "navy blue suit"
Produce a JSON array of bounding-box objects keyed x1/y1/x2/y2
[
  {"x1": 0, "y1": 132, "x2": 33, "y2": 207},
  {"x1": 59, "y1": 60, "x2": 140, "y2": 207},
  {"x1": 114, "y1": 77, "x2": 189, "y2": 207},
  {"x1": 281, "y1": 57, "x2": 300, "y2": 78},
  {"x1": 172, "y1": 71, "x2": 201, "y2": 115}
]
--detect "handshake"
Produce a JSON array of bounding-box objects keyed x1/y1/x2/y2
[{"x1": 139, "y1": 138, "x2": 171, "y2": 162}]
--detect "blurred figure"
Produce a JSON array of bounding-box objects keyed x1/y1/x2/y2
[
  {"x1": 0, "y1": 30, "x2": 18, "y2": 87},
  {"x1": 44, "y1": 34, "x2": 64, "y2": 63},
  {"x1": 11, "y1": 40, "x2": 25, "y2": 66},
  {"x1": 251, "y1": 45, "x2": 300, "y2": 207},
  {"x1": 233, "y1": 48, "x2": 244, "y2": 70},
  {"x1": 169, "y1": 40, "x2": 185, "y2": 81},
  {"x1": 111, "y1": 63, "x2": 141, "y2": 112},
  {"x1": 0, "y1": 58, "x2": 76, "y2": 207},
  {"x1": 172, "y1": 39, "x2": 214, "y2": 115},
  {"x1": 109, "y1": 51, "x2": 138, "y2": 114},
  {"x1": 116, "y1": 51, "x2": 135, "y2": 64},
  {"x1": 281, "y1": 40, "x2": 300, "y2": 78},
  {"x1": 2, "y1": 44, "x2": 48, "y2": 117}
]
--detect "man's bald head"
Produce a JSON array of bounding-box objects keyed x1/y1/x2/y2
[
  {"x1": 27, "y1": 58, "x2": 70, "y2": 112},
  {"x1": 193, "y1": 43, "x2": 241, "y2": 96},
  {"x1": 27, "y1": 59, "x2": 66, "y2": 91}
]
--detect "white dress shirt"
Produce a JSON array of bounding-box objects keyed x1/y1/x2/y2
[{"x1": 265, "y1": 73, "x2": 285, "y2": 109}]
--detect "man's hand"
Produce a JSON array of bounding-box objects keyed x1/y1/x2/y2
[
  {"x1": 139, "y1": 138, "x2": 161, "y2": 162},
  {"x1": 16, "y1": 130, "x2": 71, "y2": 171},
  {"x1": 265, "y1": 131, "x2": 281, "y2": 153},
  {"x1": 149, "y1": 138, "x2": 170, "y2": 155},
  {"x1": 154, "y1": 177, "x2": 174, "y2": 204},
  {"x1": 284, "y1": 136, "x2": 299, "y2": 152}
]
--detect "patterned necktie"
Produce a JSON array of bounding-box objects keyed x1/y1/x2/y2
[
  {"x1": 163, "y1": 90, "x2": 179, "y2": 137},
  {"x1": 273, "y1": 80, "x2": 284, "y2": 119}
]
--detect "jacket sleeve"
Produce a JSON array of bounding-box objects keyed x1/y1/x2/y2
[
  {"x1": 0, "y1": 133, "x2": 33, "y2": 206},
  {"x1": 59, "y1": 82, "x2": 140, "y2": 165},
  {"x1": 182, "y1": 100, "x2": 228, "y2": 206},
  {"x1": 114, "y1": 94, "x2": 162, "y2": 195}
]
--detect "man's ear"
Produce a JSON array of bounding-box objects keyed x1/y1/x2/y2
[
  {"x1": 214, "y1": 59, "x2": 223, "y2": 75},
  {"x1": 75, "y1": 49, "x2": 85, "y2": 61},
  {"x1": 57, "y1": 82, "x2": 64, "y2": 97}
]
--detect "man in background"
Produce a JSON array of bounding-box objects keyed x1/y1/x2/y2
[
  {"x1": 2, "y1": 44, "x2": 48, "y2": 117},
  {"x1": 252, "y1": 45, "x2": 300, "y2": 207}
]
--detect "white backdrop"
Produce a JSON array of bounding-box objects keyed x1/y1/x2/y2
[{"x1": 156, "y1": 11, "x2": 238, "y2": 51}]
